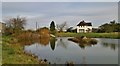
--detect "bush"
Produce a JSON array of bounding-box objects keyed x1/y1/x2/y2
[
  {"x1": 68, "y1": 37, "x2": 98, "y2": 45},
  {"x1": 89, "y1": 39, "x2": 98, "y2": 44}
]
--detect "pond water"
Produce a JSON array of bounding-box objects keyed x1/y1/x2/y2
[{"x1": 24, "y1": 37, "x2": 118, "y2": 64}]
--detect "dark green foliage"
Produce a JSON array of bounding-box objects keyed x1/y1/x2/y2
[
  {"x1": 50, "y1": 21, "x2": 55, "y2": 31},
  {"x1": 92, "y1": 28, "x2": 99, "y2": 33},
  {"x1": 67, "y1": 27, "x2": 73, "y2": 32},
  {"x1": 50, "y1": 21, "x2": 56, "y2": 35},
  {"x1": 98, "y1": 20, "x2": 120, "y2": 33},
  {"x1": 50, "y1": 38, "x2": 56, "y2": 50}
]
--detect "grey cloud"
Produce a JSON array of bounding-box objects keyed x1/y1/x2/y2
[{"x1": 2, "y1": 2, "x2": 118, "y2": 29}]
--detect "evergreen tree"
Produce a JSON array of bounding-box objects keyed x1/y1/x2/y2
[
  {"x1": 50, "y1": 21, "x2": 56, "y2": 35},
  {"x1": 50, "y1": 21, "x2": 55, "y2": 31}
]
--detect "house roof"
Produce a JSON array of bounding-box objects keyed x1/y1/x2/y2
[{"x1": 77, "y1": 20, "x2": 92, "y2": 26}]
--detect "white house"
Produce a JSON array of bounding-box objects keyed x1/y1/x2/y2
[{"x1": 77, "y1": 20, "x2": 92, "y2": 33}]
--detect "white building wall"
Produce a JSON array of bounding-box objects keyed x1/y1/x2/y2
[
  {"x1": 77, "y1": 26, "x2": 80, "y2": 33},
  {"x1": 77, "y1": 26, "x2": 92, "y2": 33}
]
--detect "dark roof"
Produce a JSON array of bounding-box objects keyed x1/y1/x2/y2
[{"x1": 77, "y1": 20, "x2": 92, "y2": 26}]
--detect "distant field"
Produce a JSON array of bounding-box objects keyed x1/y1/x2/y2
[{"x1": 57, "y1": 32, "x2": 120, "y2": 39}]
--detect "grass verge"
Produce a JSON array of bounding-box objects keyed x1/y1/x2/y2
[
  {"x1": 57, "y1": 32, "x2": 120, "y2": 39},
  {"x1": 2, "y1": 36, "x2": 39, "y2": 64}
]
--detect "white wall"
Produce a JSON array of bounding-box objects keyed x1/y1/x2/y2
[{"x1": 77, "y1": 26, "x2": 92, "y2": 33}]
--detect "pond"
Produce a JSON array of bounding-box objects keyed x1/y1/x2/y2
[{"x1": 24, "y1": 37, "x2": 118, "y2": 64}]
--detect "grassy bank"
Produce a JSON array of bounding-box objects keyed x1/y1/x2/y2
[
  {"x1": 57, "y1": 32, "x2": 120, "y2": 39},
  {"x1": 2, "y1": 36, "x2": 39, "y2": 64}
]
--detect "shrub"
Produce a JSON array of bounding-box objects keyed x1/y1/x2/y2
[{"x1": 89, "y1": 39, "x2": 98, "y2": 44}]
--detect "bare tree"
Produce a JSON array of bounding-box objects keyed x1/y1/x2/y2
[
  {"x1": 56, "y1": 22, "x2": 67, "y2": 32},
  {"x1": 5, "y1": 16, "x2": 26, "y2": 34}
]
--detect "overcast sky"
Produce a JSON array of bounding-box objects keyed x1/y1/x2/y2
[{"x1": 2, "y1": 2, "x2": 118, "y2": 30}]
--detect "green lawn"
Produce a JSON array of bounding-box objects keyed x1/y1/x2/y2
[
  {"x1": 2, "y1": 36, "x2": 39, "y2": 64},
  {"x1": 0, "y1": 33, "x2": 2, "y2": 65},
  {"x1": 57, "y1": 32, "x2": 120, "y2": 39}
]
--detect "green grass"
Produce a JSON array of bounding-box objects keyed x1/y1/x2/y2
[
  {"x1": 2, "y1": 36, "x2": 39, "y2": 64},
  {"x1": 57, "y1": 32, "x2": 120, "y2": 39},
  {"x1": 0, "y1": 46, "x2": 1, "y2": 65}
]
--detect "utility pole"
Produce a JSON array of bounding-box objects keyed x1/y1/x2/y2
[{"x1": 36, "y1": 22, "x2": 37, "y2": 31}]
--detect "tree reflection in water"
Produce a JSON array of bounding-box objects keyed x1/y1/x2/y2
[
  {"x1": 50, "y1": 37, "x2": 57, "y2": 50},
  {"x1": 17, "y1": 36, "x2": 50, "y2": 46},
  {"x1": 23, "y1": 37, "x2": 118, "y2": 64},
  {"x1": 78, "y1": 43, "x2": 96, "y2": 49},
  {"x1": 18, "y1": 35, "x2": 99, "y2": 50},
  {"x1": 57, "y1": 38, "x2": 68, "y2": 49},
  {"x1": 101, "y1": 43, "x2": 118, "y2": 50},
  {"x1": 68, "y1": 40, "x2": 97, "y2": 49},
  {"x1": 37, "y1": 37, "x2": 50, "y2": 46},
  {"x1": 18, "y1": 36, "x2": 58, "y2": 51}
]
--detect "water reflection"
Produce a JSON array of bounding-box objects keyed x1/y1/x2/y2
[
  {"x1": 17, "y1": 37, "x2": 50, "y2": 46},
  {"x1": 37, "y1": 37, "x2": 50, "y2": 46},
  {"x1": 18, "y1": 35, "x2": 99, "y2": 50},
  {"x1": 98, "y1": 38, "x2": 119, "y2": 50},
  {"x1": 18, "y1": 36, "x2": 119, "y2": 51},
  {"x1": 24, "y1": 37, "x2": 118, "y2": 64},
  {"x1": 101, "y1": 43, "x2": 118, "y2": 50},
  {"x1": 50, "y1": 38, "x2": 57, "y2": 50},
  {"x1": 78, "y1": 43, "x2": 97, "y2": 49},
  {"x1": 57, "y1": 38, "x2": 68, "y2": 49}
]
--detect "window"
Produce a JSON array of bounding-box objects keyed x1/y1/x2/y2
[{"x1": 79, "y1": 29, "x2": 84, "y2": 32}]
